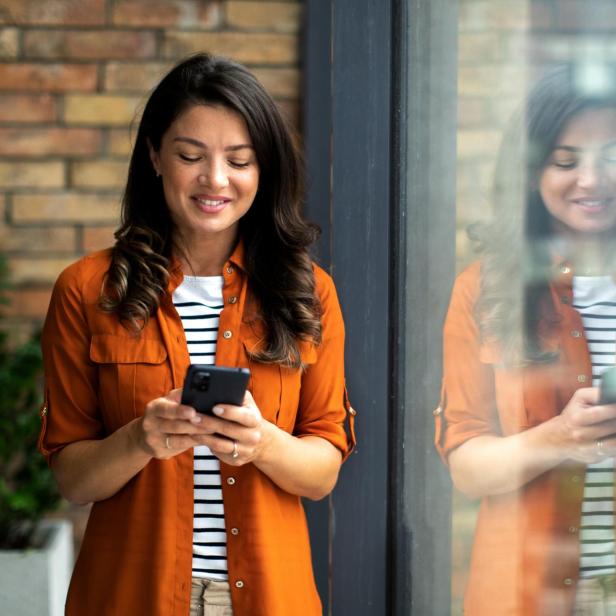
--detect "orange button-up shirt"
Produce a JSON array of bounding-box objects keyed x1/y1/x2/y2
[
  {"x1": 39, "y1": 242, "x2": 356, "y2": 616},
  {"x1": 436, "y1": 261, "x2": 596, "y2": 616}
]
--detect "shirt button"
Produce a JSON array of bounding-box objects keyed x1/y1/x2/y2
[
  {"x1": 432, "y1": 407, "x2": 442, "y2": 417},
  {"x1": 227, "y1": 477, "x2": 236, "y2": 486},
  {"x1": 560, "y1": 265, "x2": 571, "y2": 274},
  {"x1": 577, "y1": 375, "x2": 587, "y2": 383},
  {"x1": 226, "y1": 266, "x2": 234, "y2": 275},
  {"x1": 230, "y1": 527, "x2": 239, "y2": 535},
  {"x1": 568, "y1": 526, "x2": 578, "y2": 534},
  {"x1": 235, "y1": 580, "x2": 244, "y2": 589},
  {"x1": 228, "y1": 296, "x2": 238, "y2": 304},
  {"x1": 223, "y1": 330, "x2": 232, "y2": 339},
  {"x1": 563, "y1": 578, "x2": 573, "y2": 586},
  {"x1": 41, "y1": 404, "x2": 48, "y2": 416},
  {"x1": 571, "y1": 330, "x2": 581, "y2": 338}
]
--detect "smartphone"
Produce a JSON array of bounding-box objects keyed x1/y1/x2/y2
[
  {"x1": 600, "y1": 367, "x2": 616, "y2": 405},
  {"x1": 181, "y1": 365, "x2": 250, "y2": 415}
]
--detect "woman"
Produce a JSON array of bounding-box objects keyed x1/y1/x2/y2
[
  {"x1": 38, "y1": 53, "x2": 356, "y2": 616},
  {"x1": 436, "y1": 65, "x2": 616, "y2": 615}
]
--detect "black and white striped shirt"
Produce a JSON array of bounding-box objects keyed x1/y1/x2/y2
[
  {"x1": 173, "y1": 275, "x2": 228, "y2": 581},
  {"x1": 573, "y1": 275, "x2": 616, "y2": 578}
]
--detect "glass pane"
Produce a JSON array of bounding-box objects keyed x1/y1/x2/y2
[{"x1": 449, "y1": 1, "x2": 616, "y2": 614}]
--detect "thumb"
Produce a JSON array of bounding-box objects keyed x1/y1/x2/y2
[{"x1": 166, "y1": 388, "x2": 183, "y2": 403}]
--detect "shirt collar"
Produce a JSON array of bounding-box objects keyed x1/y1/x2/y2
[{"x1": 166, "y1": 238, "x2": 247, "y2": 294}]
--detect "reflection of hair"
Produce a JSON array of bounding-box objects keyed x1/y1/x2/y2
[
  {"x1": 101, "y1": 53, "x2": 321, "y2": 367},
  {"x1": 471, "y1": 65, "x2": 616, "y2": 363}
]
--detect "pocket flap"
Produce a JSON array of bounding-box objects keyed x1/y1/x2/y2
[{"x1": 90, "y1": 334, "x2": 167, "y2": 364}]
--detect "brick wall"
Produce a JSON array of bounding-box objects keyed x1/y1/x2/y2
[{"x1": 0, "y1": 0, "x2": 302, "y2": 342}]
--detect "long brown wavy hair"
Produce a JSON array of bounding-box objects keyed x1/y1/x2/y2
[
  {"x1": 470, "y1": 65, "x2": 616, "y2": 365},
  {"x1": 100, "y1": 53, "x2": 321, "y2": 368}
]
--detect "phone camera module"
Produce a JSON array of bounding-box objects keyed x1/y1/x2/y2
[{"x1": 194, "y1": 372, "x2": 210, "y2": 392}]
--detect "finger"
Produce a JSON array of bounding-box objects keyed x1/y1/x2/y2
[
  {"x1": 146, "y1": 398, "x2": 199, "y2": 422},
  {"x1": 192, "y1": 434, "x2": 246, "y2": 460},
  {"x1": 166, "y1": 388, "x2": 183, "y2": 403},
  {"x1": 572, "y1": 386, "x2": 601, "y2": 406},
  {"x1": 576, "y1": 418, "x2": 616, "y2": 440},
  {"x1": 211, "y1": 403, "x2": 260, "y2": 427},
  {"x1": 243, "y1": 389, "x2": 255, "y2": 406}
]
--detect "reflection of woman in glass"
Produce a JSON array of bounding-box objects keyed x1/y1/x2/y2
[
  {"x1": 39, "y1": 54, "x2": 355, "y2": 616},
  {"x1": 436, "y1": 66, "x2": 616, "y2": 615}
]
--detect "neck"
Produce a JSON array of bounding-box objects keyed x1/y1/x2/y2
[
  {"x1": 556, "y1": 235, "x2": 616, "y2": 276},
  {"x1": 174, "y1": 229, "x2": 238, "y2": 276}
]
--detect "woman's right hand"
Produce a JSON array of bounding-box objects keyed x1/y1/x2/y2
[
  {"x1": 554, "y1": 387, "x2": 616, "y2": 463},
  {"x1": 134, "y1": 388, "x2": 211, "y2": 459}
]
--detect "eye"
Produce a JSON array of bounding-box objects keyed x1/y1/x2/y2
[
  {"x1": 553, "y1": 160, "x2": 577, "y2": 170},
  {"x1": 228, "y1": 160, "x2": 251, "y2": 169},
  {"x1": 179, "y1": 153, "x2": 200, "y2": 163}
]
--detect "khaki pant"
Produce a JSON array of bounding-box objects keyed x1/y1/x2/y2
[
  {"x1": 189, "y1": 579, "x2": 234, "y2": 616},
  {"x1": 574, "y1": 575, "x2": 616, "y2": 616}
]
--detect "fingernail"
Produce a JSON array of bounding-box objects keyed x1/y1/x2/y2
[
  {"x1": 191, "y1": 415, "x2": 202, "y2": 424},
  {"x1": 212, "y1": 406, "x2": 224, "y2": 416}
]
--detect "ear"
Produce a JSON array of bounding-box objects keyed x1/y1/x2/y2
[{"x1": 147, "y1": 139, "x2": 161, "y2": 177}]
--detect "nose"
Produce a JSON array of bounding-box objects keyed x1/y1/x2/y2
[
  {"x1": 198, "y1": 158, "x2": 229, "y2": 190},
  {"x1": 577, "y1": 157, "x2": 604, "y2": 190}
]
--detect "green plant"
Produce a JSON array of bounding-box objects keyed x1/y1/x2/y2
[{"x1": 0, "y1": 257, "x2": 61, "y2": 549}]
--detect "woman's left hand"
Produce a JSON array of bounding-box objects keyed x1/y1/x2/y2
[{"x1": 191, "y1": 390, "x2": 270, "y2": 466}]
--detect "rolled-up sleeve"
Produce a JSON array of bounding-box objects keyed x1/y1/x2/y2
[
  {"x1": 435, "y1": 263, "x2": 500, "y2": 463},
  {"x1": 293, "y1": 268, "x2": 356, "y2": 462},
  {"x1": 38, "y1": 260, "x2": 102, "y2": 461}
]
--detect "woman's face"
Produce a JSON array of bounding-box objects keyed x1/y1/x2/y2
[
  {"x1": 149, "y1": 103, "x2": 259, "y2": 250},
  {"x1": 539, "y1": 107, "x2": 616, "y2": 239}
]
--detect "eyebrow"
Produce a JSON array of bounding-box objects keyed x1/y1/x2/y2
[
  {"x1": 554, "y1": 140, "x2": 616, "y2": 152},
  {"x1": 172, "y1": 137, "x2": 254, "y2": 151}
]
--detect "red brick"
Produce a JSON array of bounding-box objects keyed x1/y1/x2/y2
[
  {"x1": 0, "y1": 0, "x2": 105, "y2": 26},
  {"x1": 0, "y1": 127, "x2": 102, "y2": 156},
  {"x1": 105, "y1": 61, "x2": 172, "y2": 92},
  {"x1": 112, "y1": 0, "x2": 221, "y2": 28},
  {"x1": 0, "y1": 63, "x2": 97, "y2": 92},
  {"x1": 0, "y1": 94, "x2": 56, "y2": 122},
  {"x1": 24, "y1": 30, "x2": 157, "y2": 60},
  {"x1": 163, "y1": 31, "x2": 298, "y2": 64},
  {"x1": 83, "y1": 225, "x2": 117, "y2": 252},
  {"x1": 3, "y1": 288, "x2": 53, "y2": 319}
]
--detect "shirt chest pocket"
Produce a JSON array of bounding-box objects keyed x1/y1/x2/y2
[
  {"x1": 242, "y1": 335, "x2": 317, "y2": 432},
  {"x1": 90, "y1": 333, "x2": 169, "y2": 433}
]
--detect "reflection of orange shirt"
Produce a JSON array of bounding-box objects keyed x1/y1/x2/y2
[
  {"x1": 38, "y1": 242, "x2": 356, "y2": 616},
  {"x1": 435, "y1": 261, "x2": 595, "y2": 616}
]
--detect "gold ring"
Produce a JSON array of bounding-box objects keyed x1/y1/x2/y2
[
  {"x1": 231, "y1": 441, "x2": 239, "y2": 459},
  {"x1": 165, "y1": 435, "x2": 171, "y2": 450}
]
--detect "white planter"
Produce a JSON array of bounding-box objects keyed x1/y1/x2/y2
[{"x1": 0, "y1": 519, "x2": 74, "y2": 616}]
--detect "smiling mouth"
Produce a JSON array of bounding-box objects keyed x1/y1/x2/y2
[
  {"x1": 572, "y1": 197, "x2": 613, "y2": 209},
  {"x1": 193, "y1": 196, "x2": 230, "y2": 211},
  {"x1": 196, "y1": 197, "x2": 227, "y2": 206}
]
